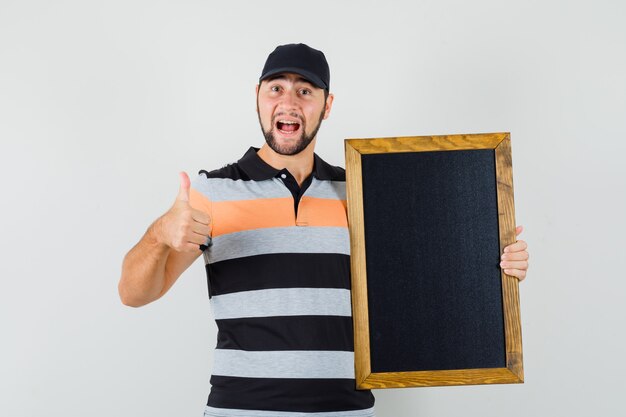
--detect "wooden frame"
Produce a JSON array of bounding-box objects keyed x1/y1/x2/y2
[{"x1": 345, "y1": 132, "x2": 523, "y2": 389}]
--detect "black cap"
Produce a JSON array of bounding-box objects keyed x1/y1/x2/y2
[{"x1": 259, "y1": 43, "x2": 330, "y2": 90}]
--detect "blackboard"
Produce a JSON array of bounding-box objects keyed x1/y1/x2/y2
[{"x1": 345, "y1": 133, "x2": 523, "y2": 389}]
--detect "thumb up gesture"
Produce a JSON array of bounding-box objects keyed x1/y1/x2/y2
[{"x1": 158, "y1": 172, "x2": 211, "y2": 252}]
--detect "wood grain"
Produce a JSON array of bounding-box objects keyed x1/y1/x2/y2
[
  {"x1": 359, "y1": 367, "x2": 523, "y2": 389},
  {"x1": 344, "y1": 141, "x2": 372, "y2": 387},
  {"x1": 345, "y1": 132, "x2": 506, "y2": 154},
  {"x1": 495, "y1": 135, "x2": 525, "y2": 381}
]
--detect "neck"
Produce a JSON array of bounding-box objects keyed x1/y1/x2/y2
[{"x1": 257, "y1": 139, "x2": 316, "y2": 186}]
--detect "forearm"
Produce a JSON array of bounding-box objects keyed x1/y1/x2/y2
[
  {"x1": 119, "y1": 173, "x2": 211, "y2": 306},
  {"x1": 119, "y1": 218, "x2": 171, "y2": 307}
]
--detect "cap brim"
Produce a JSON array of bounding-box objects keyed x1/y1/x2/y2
[{"x1": 259, "y1": 67, "x2": 327, "y2": 90}]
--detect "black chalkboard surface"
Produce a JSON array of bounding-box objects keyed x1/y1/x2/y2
[{"x1": 345, "y1": 133, "x2": 523, "y2": 389}]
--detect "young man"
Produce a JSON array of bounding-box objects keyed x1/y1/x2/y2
[{"x1": 119, "y1": 43, "x2": 529, "y2": 417}]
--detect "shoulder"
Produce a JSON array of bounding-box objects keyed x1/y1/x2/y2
[
  {"x1": 192, "y1": 160, "x2": 250, "y2": 200},
  {"x1": 325, "y1": 164, "x2": 346, "y2": 181},
  {"x1": 313, "y1": 153, "x2": 345, "y2": 182},
  {"x1": 198, "y1": 161, "x2": 250, "y2": 181}
]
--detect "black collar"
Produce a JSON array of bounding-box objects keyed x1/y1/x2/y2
[{"x1": 237, "y1": 147, "x2": 342, "y2": 181}]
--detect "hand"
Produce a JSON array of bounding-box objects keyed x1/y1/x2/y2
[
  {"x1": 157, "y1": 172, "x2": 211, "y2": 252},
  {"x1": 500, "y1": 225, "x2": 529, "y2": 281}
]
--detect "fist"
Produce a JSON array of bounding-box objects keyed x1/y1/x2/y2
[
  {"x1": 501, "y1": 225, "x2": 529, "y2": 281},
  {"x1": 158, "y1": 172, "x2": 211, "y2": 252}
]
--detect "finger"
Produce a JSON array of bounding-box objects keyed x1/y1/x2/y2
[
  {"x1": 186, "y1": 233, "x2": 209, "y2": 246},
  {"x1": 501, "y1": 251, "x2": 529, "y2": 261},
  {"x1": 172, "y1": 236, "x2": 203, "y2": 252},
  {"x1": 180, "y1": 241, "x2": 203, "y2": 252},
  {"x1": 177, "y1": 171, "x2": 191, "y2": 202},
  {"x1": 192, "y1": 223, "x2": 212, "y2": 236},
  {"x1": 515, "y1": 225, "x2": 524, "y2": 236},
  {"x1": 191, "y1": 208, "x2": 211, "y2": 225},
  {"x1": 504, "y1": 239, "x2": 528, "y2": 253},
  {"x1": 504, "y1": 269, "x2": 526, "y2": 281},
  {"x1": 500, "y1": 260, "x2": 528, "y2": 270}
]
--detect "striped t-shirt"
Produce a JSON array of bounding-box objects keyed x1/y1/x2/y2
[{"x1": 189, "y1": 147, "x2": 375, "y2": 417}]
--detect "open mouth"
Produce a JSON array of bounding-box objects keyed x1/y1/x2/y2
[{"x1": 276, "y1": 120, "x2": 301, "y2": 135}]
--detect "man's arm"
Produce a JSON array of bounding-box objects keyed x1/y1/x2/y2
[{"x1": 118, "y1": 172, "x2": 211, "y2": 307}]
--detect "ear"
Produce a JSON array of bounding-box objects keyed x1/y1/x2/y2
[
  {"x1": 323, "y1": 92, "x2": 335, "y2": 120},
  {"x1": 255, "y1": 83, "x2": 260, "y2": 113}
]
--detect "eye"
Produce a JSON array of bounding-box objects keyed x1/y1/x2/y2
[
  {"x1": 270, "y1": 85, "x2": 281, "y2": 92},
  {"x1": 299, "y1": 88, "x2": 312, "y2": 95}
]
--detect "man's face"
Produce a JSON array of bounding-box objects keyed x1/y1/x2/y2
[{"x1": 256, "y1": 73, "x2": 333, "y2": 156}]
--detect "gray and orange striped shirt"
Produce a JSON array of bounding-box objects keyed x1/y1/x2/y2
[{"x1": 190, "y1": 147, "x2": 375, "y2": 417}]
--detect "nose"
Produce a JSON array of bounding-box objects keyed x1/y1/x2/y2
[{"x1": 277, "y1": 89, "x2": 299, "y2": 113}]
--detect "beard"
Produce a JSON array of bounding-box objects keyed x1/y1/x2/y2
[{"x1": 257, "y1": 103, "x2": 326, "y2": 156}]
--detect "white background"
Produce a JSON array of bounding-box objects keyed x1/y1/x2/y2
[{"x1": 1, "y1": 0, "x2": 625, "y2": 416}]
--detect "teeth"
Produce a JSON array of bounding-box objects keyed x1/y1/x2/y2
[{"x1": 278, "y1": 120, "x2": 298, "y2": 125}]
